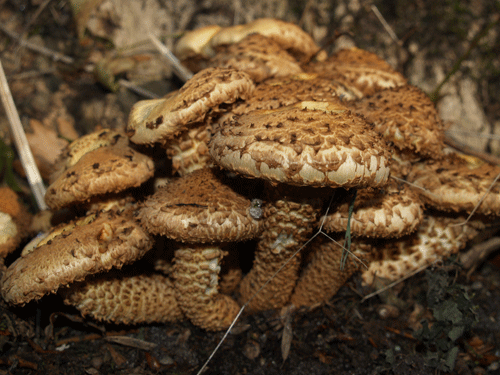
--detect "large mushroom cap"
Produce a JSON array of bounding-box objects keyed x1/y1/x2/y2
[
  {"x1": 1, "y1": 204, "x2": 153, "y2": 305},
  {"x1": 45, "y1": 143, "x2": 155, "y2": 210},
  {"x1": 139, "y1": 167, "x2": 263, "y2": 242},
  {"x1": 126, "y1": 67, "x2": 255, "y2": 145},
  {"x1": 205, "y1": 18, "x2": 320, "y2": 61},
  {"x1": 210, "y1": 101, "x2": 391, "y2": 188},
  {"x1": 348, "y1": 85, "x2": 445, "y2": 158}
]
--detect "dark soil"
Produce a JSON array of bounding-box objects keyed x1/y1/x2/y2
[{"x1": 0, "y1": 1, "x2": 499, "y2": 374}]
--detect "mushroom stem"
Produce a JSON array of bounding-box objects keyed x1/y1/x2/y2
[
  {"x1": 289, "y1": 237, "x2": 372, "y2": 308},
  {"x1": 239, "y1": 184, "x2": 322, "y2": 312},
  {"x1": 173, "y1": 245, "x2": 240, "y2": 331}
]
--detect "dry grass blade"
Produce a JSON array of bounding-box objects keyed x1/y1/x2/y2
[
  {"x1": 0, "y1": 60, "x2": 48, "y2": 211},
  {"x1": 105, "y1": 335, "x2": 157, "y2": 350},
  {"x1": 148, "y1": 34, "x2": 194, "y2": 82}
]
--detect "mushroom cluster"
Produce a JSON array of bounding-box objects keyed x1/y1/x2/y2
[{"x1": 1, "y1": 18, "x2": 498, "y2": 330}]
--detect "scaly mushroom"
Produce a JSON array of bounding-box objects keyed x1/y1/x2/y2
[
  {"x1": 209, "y1": 101, "x2": 391, "y2": 311},
  {"x1": 139, "y1": 168, "x2": 263, "y2": 330},
  {"x1": 1, "y1": 202, "x2": 153, "y2": 306}
]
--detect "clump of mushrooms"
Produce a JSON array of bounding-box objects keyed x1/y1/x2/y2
[{"x1": 0, "y1": 17, "x2": 495, "y2": 333}]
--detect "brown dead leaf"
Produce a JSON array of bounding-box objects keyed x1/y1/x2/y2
[{"x1": 26, "y1": 119, "x2": 68, "y2": 179}]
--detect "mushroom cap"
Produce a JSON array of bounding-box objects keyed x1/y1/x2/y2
[
  {"x1": 210, "y1": 101, "x2": 391, "y2": 188},
  {"x1": 361, "y1": 214, "x2": 483, "y2": 285},
  {"x1": 126, "y1": 67, "x2": 255, "y2": 145},
  {"x1": 60, "y1": 272, "x2": 184, "y2": 324},
  {"x1": 50, "y1": 129, "x2": 126, "y2": 184},
  {"x1": 305, "y1": 47, "x2": 407, "y2": 97},
  {"x1": 45, "y1": 144, "x2": 155, "y2": 210},
  {"x1": 139, "y1": 168, "x2": 263, "y2": 242},
  {"x1": 205, "y1": 18, "x2": 320, "y2": 61},
  {"x1": 0, "y1": 187, "x2": 32, "y2": 258},
  {"x1": 175, "y1": 25, "x2": 222, "y2": 60},
  {"x1": 208, "y1": 33, "x2": 303, "y2": 82},
  {"x1": 348, "y1": 85, "x2": 445, "y2": 158},
  {"x1": 322, "y1": 179, "x2": 424, "y2": 238},
  {"x1": 1, "y1": 204, "x2": 153, "y2": 305},
  {"x1": 224, "y1": 73, "x2": 357, "y2": 117},
  {"x1": 407, "y1": 152, "x2": 500, "y2": 215}
]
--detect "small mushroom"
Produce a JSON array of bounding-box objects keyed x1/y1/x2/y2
[
  {"x1": 1, "y1": 203, "x2": 153, "y2": 306},
  {"x1": 139, "y1": 168, "x2": 263, "y2": 330},
  {"x1": 208, "y1": 33, "x2": 303, "y2": 82},
  {"x1": 204, "y1": 18, "x2": 321, "y2": 63}
]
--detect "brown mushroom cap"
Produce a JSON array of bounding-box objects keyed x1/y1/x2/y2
[
  {"x1": 45, "y1": 144, "x2": 155, "y2": 210},
  {"x1": 0, "y1": 187, "x2": 32, "y2": 258},
  {"x1": 126, "y1": 68, "x2": 255, "y2": 145},
  {"x1": 50, "y1": 129, "x2": 126, "y2": 184},
  {"x1": 60, "y1": 272, "x2": 184, "y2": 324},
  {"x1": 348, "y1": 85, "x2": 445, "y2": 158},
  {"x1": 225, "y1": 73, "x2": 357, "y2": 117},
  {"x1": 205, "y1": 18, "x2": 320, "y2": 62},
  {"x1": 322, "y1": 180, "x2": 424, "y2": 238},
  {"x1": 1, "y1": 204, "x2": 153, "y2": 305},
  {"x1": 175, "y1": 25, "x2": 222, "y2": 60},
  {"x1": 210, "y1": 101, "x2": 391, "y2": 188},
  {"x1": 208, "y1": 33, "x2": 303, "y2": 82},
  {"x1": 139, "y1": 168, "x2": 263, "y2": 242},
  {"x1": 406, "y1": 153, "x2": 500, "y2": 215},
  {"x1": 361, "y1": 214, "x2": 483, "y2": 285},
  {"x1": 305, "y1": 47, "x2": 407, "y2": 97}
]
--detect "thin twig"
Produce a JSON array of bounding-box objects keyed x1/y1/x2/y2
[
  {"x1": 148, "y1": 34, "x2": 193, "y2": 82},
  {"x1": 0, "y1": 24, "x2": 74, "y2": 64},
  {"x1": 117, "y1": 79, "x2": 160, "y2": 99},
  {"x1": 444, "y1": 133, "x2": 500, "y2": 165},
  {"x1": 361, "y1": 261, "x2": 438, "y2": 302},
  {"x1": 371, "y1": 5, "x2": 401, "y2": 46},
  {"x1": 0, "y1": 60, "x2": 48, "y2": 211},
  {"x1": 460, "y1": 236, "x2": 500, "y2": 270}
]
